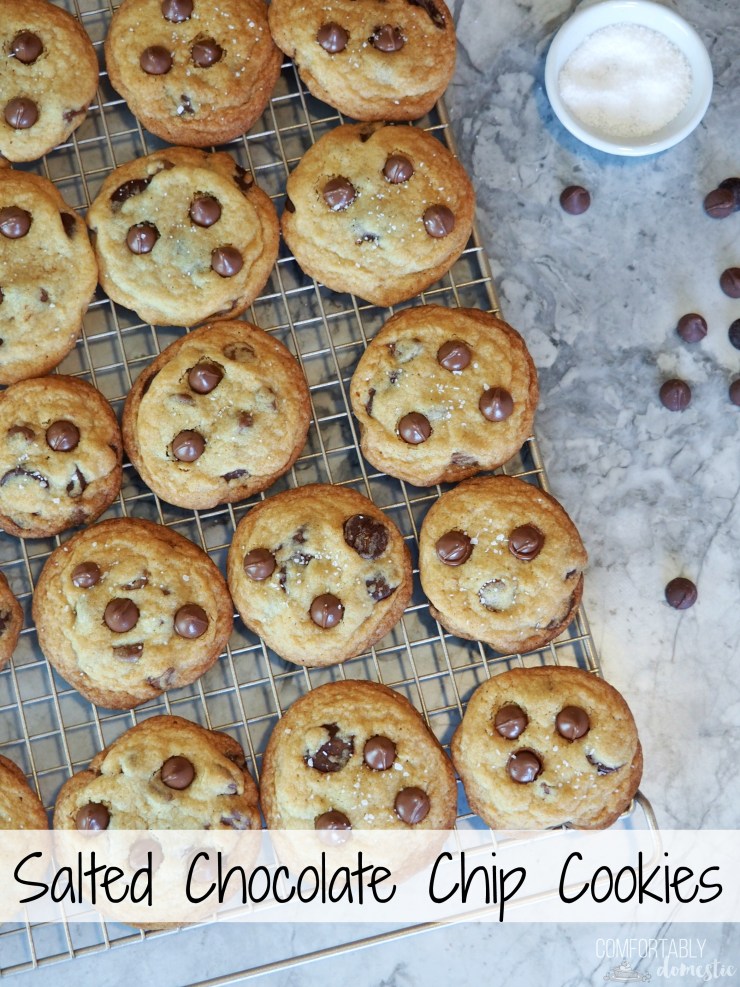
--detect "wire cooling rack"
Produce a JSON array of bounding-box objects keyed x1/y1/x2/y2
[{"x1": 0, "y1": 0, "x2": 655, "y2": 978}]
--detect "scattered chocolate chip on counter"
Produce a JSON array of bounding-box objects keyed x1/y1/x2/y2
[
  {"x1": 665, "y1": 577, "x2": 698, "y2": 610},
  {"x1": 559, "y1": 185, "x2": 591, "y2": 215},
  {"x1": 659, "y1": 378, "x2": 692, "y2": 411},
  {"x1": 729, "y1": 319, "x2": 740, "y2": 350},
  {"x1": 720, "y1": 267, "x2": 740, "y2": 298},
  {"x1": 703, "y1": 187, "x2": 736, "y2": 218},
  {"x1": 676, "y1": 312, "x2": 707, "y2": 343},
  {"x1": 730, "y1": 379, "x2": 740, "y2": 406}
]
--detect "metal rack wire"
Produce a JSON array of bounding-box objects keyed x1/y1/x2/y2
[{"x1": 0, "y1": 0, "x2": 652, "y2": 977}]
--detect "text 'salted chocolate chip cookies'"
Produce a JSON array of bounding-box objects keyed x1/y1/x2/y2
[
  {"x1": 227, "y1": 484, "x2": 412, "y2": 666},
  {"x1": 350, "y1": 306, "x2": 539, "y2": 486},
  {"x1": 0, "y1": 376, "x2": 123, "y2": 539},
  {"x1": 282, "y1": 122, "x2": 475, "y2": 307},
  {"x1": 33, "y1": 518, "x2": 233, "y2": 709},
  {"x1": 0, "y1": 0, "x2": 99, "y2": 163},
  {"x1": 0, "y1": 572, "x2": 23, "y2": 673},
  {"x1": 122, "y1": 320, "x2": 311, "y2": 509},
  {"x1": 419, "y1": 475, "x2": 587, "y2": 654},
  {"x1": 0, "y1": 753, "x2": 48, "y2": 829},
  {"x1": 105, "y1": 0, "x2": 282, "y2": 146},
  {"x1": 0, "y1": 170, "x2": 98, "y2": 385},
  {"x1": 452, "y1": 667, "x2": 642, "y2": 829},
  {"x1": 268, "y1": 0, "x2": 456, "y2": 122},
  {"x1": 87, "y1": 147, "x2": 279, "y2": 326}
]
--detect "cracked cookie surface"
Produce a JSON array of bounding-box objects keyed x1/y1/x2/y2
[{"x1": 0, "y1": 753, "x2": 48, "y2": 829}]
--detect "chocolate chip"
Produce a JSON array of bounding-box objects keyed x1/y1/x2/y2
[
  {"x1": 0, "y1": 207, "x2": 32, "y2": 239},
  {"x1": 479, "y1": 387, "x2": 514, "y2": 422},
  {"x1": 113, "y1": 643, "x2": 144, "y2": 661},
  {"x1": 222, "y1": 468, "x2": 248, "y2": 481},
  {"x1": 7, "y1": 425, "x2": 34, "y2": 441},
  {"x1": 366, "y1": 576, "x2": 395, "y2": 601},
  {"x1": 383, "y1": 154, "x2": 414, "y2": 184},
  {"x1": 398, "y1": 412, "x2": 431, "y2": 444},
  {"x1": 211, "y1": 246, "x2": 243, "y2": 277},
  {"x1": 63, "y1": 106, "x2": 86, "y2": 124},
  {"x1": 323, "y1": 177, "x2": 356, "y2": 211},
  {"x1": 365, "y1": 387, "x2": 376, "y2": 417},
  {"x1": 234, "y1": 164, "x2": 253, "y2": 193},
  {"x1": 720, "y1": 268, "x2": 740, "y2": 298},
  {"x1": 507, "y1": 749, "x2": 542, "y2": 784},
  {"x1": 306, "y1": 723, "x2": 354, "y2": 773},
  {"x1": 556, "y1": 706, "x2": 590, "y2": 740},
  {"x1": 437, "y1": 339, "x2": 471, "y2": 371},
  {"x1": 121, "y1": 574, "x2": 148, "y2": 591},
  {"x1": 162, "y1": 0, "x2": 193, "y2": 21},
  {"x1": 718, "y1": 177, "x2": 740, "y2": 209},
  {"x1": 450, "y1": 453, "x2": 478, "y2": 469},
  {"x1": 174, "y1": 603, "x2": 209, "y2": 639},
  {"x1": 729, "y1": 320, "x2": 740, "y2": 350},
  {"x1": 188, "y1": 360, "x2": 223, "y2": 393},
  {"x1": 76, "y1": 803, "x2": 110, "y2": 830},
  {"x1": 126, "y1": 222, "x2": 159, "y2": 255},
  {"x1": 111, "y1": 177, "x2": 152, "y2": 209},
  {"x1": 238, "y1": 411, "x2": 254, "y2": 429},
  {"x1": 293, "y1": 529, "x2": 307, "y2": 545},
  {"x1": 315, "y1": 809, "x2": 351, "y2": 845},
  {"x1": 371, "y1": 24, "x2": 405, "y2": 51},
  {"x1": 60, "y1": 213, "x2": 76, "y2": 238},
  {"x1": 46, "y1": 420, "x2": 80, "y2": 452},
  {"x1": 192, "y1": 37, "x2": 223, "y2": 67},
  {"x1": 423, "y1": 204, "x2": 455, "y2": 237},
  {"x1": 221, "y1": 812, "x2": 251, "y2": 830},
  {"x1": 284, "y1": 195, "x2": 295, "y2": 214},
  {"x1": 676, "y1": 312, "x2": 707, "y2": 343},
  {"x1": 560, "y1": 185, "x2": 591, "y2": 214},
  {"x1": 317, "y1": 22, "x2": 348, "y2": 53},
  {"x1": 364, "y1": 735, "x2": 396, "y2": 770},
  {"x1": 586, "y1": 753, "x2": 620, "y2": 776},
  {"x1": 161, "y1": 755, "x2": 195, "y2": 790},
  {"x1": 665, "y1": 576, "x2": 697, "y2": 610},
  {"x1": 356, "y1": 231, "x2": 379, "y2": 244},
  {"x1": 244, "y1": 548, "x2": 275, "y2": 581},
  {"x1": 66, "y1": 467, "x2": 88, "y2": 498},
  {"x1": 129, "y1": 838, "x2": 164, "y2": 872},
  {"x1": 659, "y1": 378, "x2": 691, "y2": 411},
  {"x1": 172, "y1": 429, "x2": 205, "y2": 462},
  {"x1": 730, "y1": 379, "x2": 740, "y2": 406},
  {"x1": 0, "y1": 467, "x2": 48, "y2": 488},
  {"x1": 4, "y1": 98, "x2": 38, "y2": 129},
  {"x1": 72, "y1": 561, "x2": 101, "y2": 589},
  {"x1": 104, "y1": 597, "x2": 139, "y2": 633},
  {"x1": 494, "y1": 704, "x2": 528, "y2": 740},
  {"x1": 140, "y1": 45, "x2": 172, "y2": 75},
  {"x1": 704, "y1": 187, "x2": 735, "y2": 219},
  {"x1": 309, "y1": 594, "x2": 344, "y2": 629},
  {"x1": 223, "y1": 342, "x2": 255, "y2": 362},
  {"x1": 10, "y1": 31, "x2": 43, "y2": 64},
  {"x1": 38, "y1": 288, "x2": 49, "y2": 303},
  {"x1": 188, "y1": 194, "x2": 221, "y2": 228},
  {"x1": 147, "y1": 667, "x2": 176, "y2": 691},
  {"x1": 179, "y1": 94, "x2": 195, "y2": 114},
  {"x1": 508, "y1": 524, "x2": 544, "y2": 562},
  {"x1": 435, "y1": 530, "x2": 473, "y2": 566},
  {"x1": 394, "y1": 787, "x2": 430, "y2": 824},
  {"x1": 343, "y1": 514, "x2": 389, "y2": 560}
]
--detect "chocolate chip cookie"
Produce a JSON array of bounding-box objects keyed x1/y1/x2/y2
[
  {"x1": 282, "y1": 122, "x2": 475, "y2": 307},
  {"x1": 268, "y1": 0, "x2": 455, "y2": 122},
  {"x1": 227, "y1": 484, "x2": 412, "y2": 666},
  {"x1": 261, "y1": 680, "x2": 457, "y2": 831},
  {"x1": 0, "y1": 753, "x2": 48, "y2": 829},
  {"x1": 0, "y1": 376, "x2": 122, "y2": 539},
  {"x1": 0, "y1": 572, "x2": 23, "y2": 672},
  {"x1": 0, "y1": 0, "x2": 99, "y2": 163},
  {"x1": 419, "y1": 475, "x2": 587, "y2": 654},
  {"x1": 105, "y1": 0, "x2": 282, "y2": 147},
  {"x1": 87, "y1": 146, "x2": 279, "y2": 326},
  {"x1": 33, "y1": 518, "x2": 233, "y2": 709},
  {"x1": 451, "y1": 667, "x2": 642, "y2": 829},
  {"x1": 122, "y1": 320, "x2": 311, "y2": 510},
  {"x1": 53, "y1": 715, "x2": 260, "y2": 830},
  {"x1": 350, "y1": 306, "x2": 539, "y2": 486},
  {"x1": 0, "y1": 169, "x2": 97, "y2": 384}
]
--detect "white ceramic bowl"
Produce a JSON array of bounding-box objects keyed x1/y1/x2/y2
[{"x1": 544, "y1": 0, "x2": 713, "y2": 156}]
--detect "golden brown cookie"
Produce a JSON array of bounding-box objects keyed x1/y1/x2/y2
[
  {"x1": 419, "y1": 475, "x2": 587, "y2": 654},
  {"x1": 0, "y1": 169, "x2": 97, "y2": 384},
  {"x1": 0, "y1": 572, "x2": 23, "y2": 672},
  {"x1": 0, "y1": 753, "x2": 47, "y2": 829},
  {"x1": 33, "y1": 518, "x2": 233, "y2": 710},
  {"x1": 451, "y1": 667, "x2": 642, "y2": 829},
  {"x1": 350, "y1": 306, "x2": 539, "y2": 486},
  {"x1": 227, "y1": 484, "x2": 412, "y2": 666},
  {"x1": 53, "y1": 715, "x2": 260, "y2": 830},
  {"x1": 268, "y1": 0, "x2": 455, "y2": 122},
  {"x1": 262, "y1": 680, "x2": 457, "y2": 831},
  {"x1": 282, "y1": 122, "x2": 475, "y2": 307},
  {"x1": 105, "y1": 0, "x2": 282, "y2": 147},
  {"x1": 87, "y1": 147, "x2": 279, "y2": 327},
  {"x1": 0, "y1": 0, "x2": 99, "y2": 163},
  {"x1": 122, "y1": 321, "x2": 311, "y2": 510},
  {"x1": 0, "y1": 376, "x2": 123, "y2": 539}
]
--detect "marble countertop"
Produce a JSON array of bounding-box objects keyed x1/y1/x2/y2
[{"x1": 15, "y1": 0, "x2": 738, "y2": 983}]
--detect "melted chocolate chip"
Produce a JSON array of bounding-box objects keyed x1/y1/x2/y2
[
  {"x1": 10, "y1": 31, "x2": 43, "y2": 65},
  {"x1": 364, "y1": 735, "x2": 396, "y2": 770},
  {"x1": 140, "y1": 45, "x2": 172, "y2": 75},
  {"x1": 66, "y1": 467, "x2": 88, "y2": 498},
  {"x1": 408, "y1": 0, "x2": 446, "y2": 28},
  {"x1": 147, "y1": 667, "x2": 176, "y2": 692},
  {"x1": 343, "y1": 514, "x2": 389, "y2": 560},
  {"x1": 121, "y1": 574, "x2": 148, "y2": 591},
  {"x1": 104, "y1": 598, "x2": 139, "y2": 633},
  {"x1": 479, "y1": 386, "x2": 514, "y2": 422},
  {"x1": 315, "y1": 809, "x2": 351, "y2": 844},
  {"x1": 113, "y1": 643, "x2": 144, "y2": 661},
  {"x1": 0, "y1": 207, "x2": 32, "y2": 239},
  {"x1": 284, "y1": 195, "x2": 295, "y2": 214},
  {"x1": 63, "y1": 106, "x2": 86, "y2": 123},
  {"x1": 174, "y1": 603, "x2": 209, "y2": 639},
  {"x1": 192, "y1": 38, "x2": 223, "y2": 67},
  {"x1": 556, "y1": 705, "x2": 590, "y2": 741},
  {"x1": 317, "y1": 22, "x2": 348, "y2": 53},
  {"x1": 586, "y1": 753, "x2": 620, "y2": 776},
  {"x1": 383, "y1": 154, "x2": 414, "y2": 184},
  {"x1": 395, "y1": 787, "x2": 430, "y2": 824},
  {"x1": 189, "y1": 194, "x2": 221, "y2": 227},
  {"x1": 365, "y1": 387, "x2": 376, "y2": 417},
  {"x1": 211, "y1": 245, "x2": 243, "y2": 277},
  {"x1": 306, "y1": 723, "x2": 354, "y2": 773},
  {"x1": 423, "y1": 204, "x2": 455, "y2": 238},
  {"x1": 719, "y1": 177, "x2": 740, "y2": 209},
  {"x1": 238, "y1": 411, "x2": 254, "y2": 429},
  {"x1": 126, "y1": 222, "x2": 159, "y2": 255},
  {"x1": 371, "y1": 24, "x2": 405, "y2": 51},
  {"x1": 162, "y1": 0, "x2": 193, "y2": 21},
  {"x1": 437, "y1": 339, "x2": 471, "y2": 371},
  {"x1": 494, "y1": 704, "x2": 528, "y2": 740},
  {"x1": 222, "y1": 468, "x2": 248, "y2": 481},
  {"x1": 720, "y1": 268, "x2": 740, "y2": 298},
  {"x1": 508, "y1": 524, "x2": 544, "y2": 562},
  {"x1": 61, "y1": 213, "x2": 77, "y2": 238},
  {"x1": 179, "y1": 94, "x2": 194, "y2": 114},
  {"x1": 4, "y1": 97, "x2": 38, "y2": 129},
  {"x1": 435, "y1": 530, "x2": 473, "y2": 566},
  {"x1": 659, "y1": 379, "x2": 691, "y2": 412},
  {"x1": 172, "y1": 429, "x2": 205, "y2": 462},
  {"x1": 323, "y1": 177, "x2": 356, "y2": 211},
  {"x1": 0, "y1": 467, "x2": 48, "y2": 488},
  {"x1": 703, "y1": 187, "x2": 735, "y2": 219},
  {"x1": 244, "y1": 548, "x2": 276, "y2": 581},
  {"x1": 560, "y1": 185, "x2": 591, "y2": 215},
  {"x1": 309, "y1": 593, "x2": 344, "y2": 629},
  {"x1": 188, "y1": 360, "x2": 223, "y2": 393},
  {"x1": 111, "y1": 177, "x2": 152, "y2": 209},
  {"x1": 161, "y1": 755, "x2": 195, "y2": 790},
  {"x1": 676, "y1": 313, "x2": 707, "y2": 343},
  {"x1": 450, "y1": 452, "x2": 478, "y2": 468},
  {"x1": 76, "y1": 803, "x2": 110, "y2": 830},
  {"x1": 72, "y1": 561, "x2": 101, "y2": 589},
  {"x1": 398, "y1": 412, "x2": 431, "y2": 444},
  {"x1": 7, "y1": 425, "x2": 34, "y2": 441},
  {"x1": 507, "y1": 749, "x2": 542, "y2": 784},
  {"x1": 665, "y1": 576, "x2": 697, "y2": 610},
  {"x1": 366, "y1": 576, "x2": 395, "y2": 601},
  {"x1": 46, "y1": 420, "x2": 80, "y2": 452}
]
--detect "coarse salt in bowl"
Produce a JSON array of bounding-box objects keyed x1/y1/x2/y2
[{"x1": 544, "y1": 0, "x2": 713, "y2": 156}]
